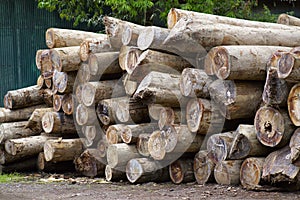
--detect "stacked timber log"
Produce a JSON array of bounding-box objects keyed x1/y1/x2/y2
[{"x1": 2, "y1": 8, "x2": 300, "y2": 192}]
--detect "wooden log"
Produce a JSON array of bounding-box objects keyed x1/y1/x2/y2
[
  {"x1": 119, "y1": 46, "x2": 142, "y2": 71},
  {"x1": 167, "y1": 8, "x2": 300, "y2": 30},
  {"x1": 79, "y1": 36, "x2": 113, "y2": 62},
  {"x1": 148, "y1": 130, "x2": 166, "y2": 160},
  {"x1": 255, "y1": 106, "x2": 295, "y2": 147},
  {"x1": 290, "y1": 128, "x2": 300, "y2": 164},
  {"x1": 121, "y1": 123, "x2": 158, "y2": 144},
  {"x1": 45, "y1": 28, "x2": 104, "y2": 49},
  {"x1": 81, "y1": 125, "x2": 102, "y2": 148},
  {"x1": 42, "y1": 111, "x2": 76, "y2": 134},
  {"x1": 194, "y1": 150, "x2": 215, "y2": 184},
  {"x1": 0, "y1": 104, "x2": 47, "y2": 123},
  {"x1": 44, "y1": 138, "x2": 83, "y2": 162},
  {"x1": 52, "y1": 71, "x2": 76, "y2": 94},
  {"x1": 128, "y1": 49, "x2": 192, "y2": 75},
  {"x1": 186, "y1": 98, "x2": 224, "y2": 135},
  {"x1": 0, "y1": 121, "x2": 38, "y2": 144},
  {"x1": 207, "y1": 131, "x2": 235, "y2": 164},
  {"x1": 88, "y1": 52, "x2": 122, "y2": 77},
  {"x1": 169, "y1": 158, "x2": 195, "y2": 184},
  {"x1": 0, "y1": 157, "x2": 38, "y2": 173},
  {"x1": 4, "y1": 85, "x2": 44, "y2": 109},
  {"x1": 74, "y1": 149, "x2": 106, "y2": 177},
  {"x1": 75, "y1": 84, "x2": 83, "y2": 104},
  {"x1": 240, "y1": 157, "x2": 266, "y2": 190},
  {"x1": 97, "y1": 138, "x2": 109, "y2": 158},
  {"x1": 37, "y1": 152, "x2": 75, "y2": 173},
  {"x1": 81, "y1": 80, "x2": 125, "y2": 107},
  {"x1": 35, "y1": 49, "x2": 45, "y2": 70},
  {"x1": 277, "y1": 51, "x2": 300, "y2": 82},
  {"x1": 62, "y1": 93, "x2": 74, "y2": 115},
  {"x1": 45, "y1": 79, "x2": 52, "y2": 89},
  {"x1": 277, "y1": 14, "x2": 300, "y2": 27},
  {"x1": 36, "y1": 75, "x2": 46, "y2": 89},
  {"x1": 5, "y1": 135, "x2": 56, "y2": 156},
  {"x1": 42, "y1": 88, "x2": 55, "y2": 107},
  {"x1": 205, "y1": 45, "x2": 292, "y2": 80},
  {"x1": 136, "y1": 133, "x2": 151, "y2": 157},
  {"x1": 77, "y1": 63, "x2": 93, "y2": 84},
  {"x1": 115, "y1": 97, "x2": 150, "y2": 124},
  {"x1": 165, "y1": 17, "x2": 300, "y2": 49},
  {"x1": 50, "y1": 46, "x2": 81, "y2": 72},
  {"x1": 180, "y1": 68, "x2": 213, "y2": 98},
  {"x1": 96, "y1": 97, "x2": 122, "y2": 126},
  {"x1": 0, "y1": 146, "x2": 33, "y2": 165},
  {"x1": 229, "y1": 124, "x2": 272, "y2": 160},
  {"x1": 53, "y1": 94, "x2": 63, "y2": 112},
  {"x1": 148, "y1": 104, "x2": 164, "y2": 121},
  {"x1": 122, "y1": 23, "x2": 144, "y2": 46},
  {"x1": 75, "y1": 104, "x2": 98, "y2": 126},
  {"x1": 25, "y1": 107, "x2": 54, "y2": 133},
  {"x1": 133, "y1": 71, "x2": 186, "y2": 107},
  {"x1": 123, "y1": 73, "x2": 138, "y2": 96},
  {"x1": 209, "y1": 79, "x2": 264, "y2": 119},
  {"x1": 214, "y1": 160, "x2": 243, "y2": 185},
  {"x1": 288, "y1": 83, "x2": 300, "y2": 126},
  {"x1": 106, "y1": 124, "x2": 125, "y2": 145},
  {"x1": 107, "y1": 143, "x2": 141, "y2": 168},
  {"x1": 126, "y1": 158, "x2": 170, "y2": 183},
  {"x1": 105, "y1": 165, "x2": 127, "y2": 182},
  {"x1": 137, "y1": 26, "x2": 170, "y2": 51},
  {"x1": 39, "y1": 49, "x2": 53, "y2": 79}
]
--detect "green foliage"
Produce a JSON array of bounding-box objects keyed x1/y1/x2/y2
[
  {"x1": 0, "y1": 173, "x2": 24, "y2": 183},
  {"x1": 36, "y1": 0, "x2": 280, "y2": 26}
]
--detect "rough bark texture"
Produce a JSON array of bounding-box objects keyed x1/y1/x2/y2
[
  {"x1": 37, "y1": 152, "x2": 75, "y2": 173},
  {"x1": 194, "y1": 150, "x2": 216, "y2": 184},
  {"x1": 277, "y1": 14, "x2": 300, "y2": 27},
  {"x1": 26, "y1": 108, "x2": 54, "y2": 133},
  {"x1": 288, "y1": 83, "x2": 300, "y2": 126}
]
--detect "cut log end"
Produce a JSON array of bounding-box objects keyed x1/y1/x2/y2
[
  {"x1": 81, "y1": 83, "x2": 96, "y2": 107},
  {"x1": 169, "y1": 160, "x2": 184, "y2": 184},
  {"x1": 212, "y1": 47, "x2": 230, "y2": 80},
  {"x1": 194, "y1": 151, "x2": 215, "y2": 184},
  {"x1": 186, "y1": 98, "x2": 202, "y2": 133},
  {"x1": 148, "y1": 130, "x2": 166, "y2": 160},
  {"x1": 43, "y1": 141, "x2": 54, "y2": 162},
  {"x1": 79, "y1": 41, "x2": 90, "y2": 62},
  {"x1": 167, "y1": 8, "x2": 179, "y2": 29},
  {"x1": 45, "y1": 28, "x2": 55, "y2": 49},
  {"x1": 288, "y1": 84, "x2": 300, "y2": 126},
  {"x1": 277, "y1": 52, "x2": 295, "y2": 79},
  {"x1": 137, "y1": 28, "x2": 154, "y2": 51},
  {"x1": 42, "y1": 112, "x2": 54, "y2": 133},
  {"x1": 122, "y1": 26, "x2": 132, "y2": 46},
  {"x1": 62, "y1": 94, "x2": 74, "y2": 115},
  {"x1": 126, "y1": 159, "x2": 143, "y2": 183},
  {"x1": 240, "y1": 157, "x2": 264, "y2": 189},
  {"x1": 125, "y1": 49, "x2": 140, "y2": 74}
]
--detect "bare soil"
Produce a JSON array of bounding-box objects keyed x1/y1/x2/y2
[{"x1": 0, "y1": 174, "x2": 300, "y2": 200}]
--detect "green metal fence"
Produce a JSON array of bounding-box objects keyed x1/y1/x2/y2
[{"x1": 0, "y1": 0, "x2": 97, "y2": 107}]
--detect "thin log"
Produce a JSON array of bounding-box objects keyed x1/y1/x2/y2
[
  {"x1": 105, "y1": 165, "x2": 127, "y2": 182},
  {"x1": 277, "y1": 14, "x2": 300, "y2": 27},
  {"x1": 288, "y1": 83, "x2": 300, "y2": 126},
  {"x1": 126, "y1": 158, "x2": 170, "y2": 183},
  {"x1": 40, "y1": 49, "x2": 53, "y2": 79},
  {"x1": 119, "y1": 46, "x2": 142, "y2": 71},
  {"x1": 209, "y1": 79, "x2": 264, "y2": 119},
  {"x1": 77, "y1": 63, "x2": 94, "y2": 84},
  {"x1": 194, "y1": 150, "x2": 215, "y2": 184},
  {"x1": 44, "y1": 138, "x2": 83, "y2": 162},
  {"x1": 75, "y1": 84, "x2": 83, "y2": 104},
  {"x1": 148, "y1": 130, "x2": 166, "y2": 160},
  {"x1": 53, "y1": 94, "x2": 63, "y2": 112},
  {"x1": 214, "y1": 160, "x2": 243, "y2": 185},
  {"x1": 37, "y1": 152, "x2": 75, "y2": 173},
  {"x1": 81, "y1": 125, "x2": 102, "y2": 148},
  {"x1": 62, "y1": 93, "x2": 74, "y2": 115},
  {"x1": 255, "y1": 106, "x2": 295, "y2": 147},
  {"x1": 45, "y1": 79, "x2": 52, "y2": 89},
  {"x1": 26, "y1": 107, "x2": 54, "y2": 133},
  {"x1": 42, "y1": 111, "x2": 77, "y2": 134},
  {"x1": 36, "y1": 75, "x2": 45, "y2": 89},
  {"x1": 75, "y1": 104, "x2": 98, "y2": 126},
  {"x1": 136, "y1": 133, "x2": 151, "y2": 157},
  {"x1": 36, "y1": 49, "x2": 45, "y2": 70},
  {"x1": 277, "y1": 51, "x2": 300, "y2": 82},
  {"x1": 240, "y1": 157, "x2": 266, "y2": 190},
  {"x1": 50, "y1": 46, "x2": 81, "y2": 72},
  {"x1": 0, "y1": 146, "x2": 33, "y2": 165},
  {"x1": 169, "y1": 158, "x2": 195, "y2": 184},
  {"x1": 4, "y1": 85, "x2": 44, "y2": 109},
  {"x1": 137, "y1": 26, "x2": 170, "y2": 51},
  {"x1": 121, "y1": 123, "x2": 158, "y2": 144}
]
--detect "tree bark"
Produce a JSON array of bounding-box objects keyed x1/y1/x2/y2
[
  {"x1": 277, "y1": 14, "x2": 300, "y2": 27},
  {"x1": 105, "y1": 165, "x2": 127, "y2": 182},
  {"x1": 106, "y1": 124, "x2": 125, "y2": 145},
  {"x1": 26, "y1": 107, "x2": 54, "y2": 133},
  {"x1": 0, "y1": 121, "x2": 38, "y2": 144},
  {"x1": 169, "y1": 158, "x2": 195, "y2": 184},
  {"x1": 240, "y1": 157, "x2": 266, "y2": 190},
  {"x1": 106, "y1": 143, "x2": 141, "y2": 168},
  {"x1": 0, "y1": 104, "x2": 47, "y2": 123},
  {"x1": 209, "y1": 79, "x2": 264, "y2": 119},
  {"x1": 42, "y1": 88, "x2": 55, "y2": 107},
  {"x1": 62, "y1": 93, "x2": 74, "y2": 115},
  {"x1": 137, "y1": 26, "x2": 170, "y2": 51},
  {"x1": 136, "y1": 133, "x2": 151, "y2": 157},
  {"x1": 277, "y1": 51, "x2": 300, "y2": 82},
  {"x1": 119, "y1": 45, "x2": 142, "y2": 71},
  {"x1": 4, "y1": 85, "x2": 44, "y2": 109},
  {"x1": 214, "y1": 160, "x2": 243, "y2": 185},
  {"x1": 122, "y1": 23, "x2": 144, "y2": 46},
  {"x1": 42, "y1": 111, "x2": 77, "y2": 134},
  {"x1": 75, "y1": 104, "x2": 98, "y2": 126},
  {"x1": 44, "y1": 138, "x2": 83, "y2": 162},
  {"x1": 288, "y1": 83, "x2": 300, "y2": 126},
  {"x1": 126, "y1": 158, "x2": 170, "y2": 183},
  {"x1": 205, "y1": 45, "x2": 291, "y2": 80},
  {"x1": 50, "y1": 46, "x2": 81, "y2": 72},
  {"x1": 194, "y1": 150, "x2": 216, "y2": 184},
  {"x1": 121, "y1": 123, "x2": 158, "y2": 144},
  {"x1": 255, "y1": 106, "x2": 295, "y2": 147},
  {"x1": 52, "y1": 71, "x2": 76, "y2": 94},
  {"x1": 45, "y1": 28, "x2": 104, "y2": 48},
  {"x1": 37, "y1": 152, "x2": 75, "y2": 173}
]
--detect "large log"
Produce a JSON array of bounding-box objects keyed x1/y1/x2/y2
[
  {"x1": 126, "y1": 158, "x2": 170, "y2": 183},
  {"x1": 42, "y1": 111, "x2": 77, "y2": 134},
  {"x1": 277, "y1": 51, "x2": 300, "y2": 82},
  {"x1": 123, "y1": 73, "x2": 138, "y2": 96},
  {"x1": 0, "y1": 104, "x2": 47, "y2": 123},
  {"x1": 4, "y1": 135, "x2": 56, "y2": 156},
  {"x1": 193, "y1": 150, "x2": 215, "y2": 184},
  {"x1": 214, "y1": 160, "x2": 243, "y2": 185},
  {"x1": 75, "y1": 104, "x2": 98, "y2": 126},
  {"x1": 147, "y1": 104, "x2": 164, "y2": 121},
  {"x1": 228, "y1": 124, "x2": 273, "y2": 160},
  {"x1": 169, "y1": 158, "x2": 195, "y2": 184},
  {"x1": 39, "y1": 49, "x2": 53, "y2": 79},
  {"x1": 45, "y1": 28, "x2": 104, "y2": 48},
  {"x1": 277, "y1": 14, "x2": 300, "y2": 27},
  {"x1": 205, "y1": 45, "x2": 292, "y2": 80},
  {"x1": 255, "y1": 106, "x2": 295, "y2": 147},
  {"x1": 119, "y1": 45, "x2": 142, "y2": 71},
  {"x1": 240, "y1": 157, "x2": 266, "y2": 190},
  {"x1": 288, "y1": 83, "x2": 300, "y2": 126},
  {"x1": 26, "y1": 107, "x2": 54, "y2": 133},
  {"x1": 0, "y1": 146, "x2": 33, "y2": 165},
  {"x1": 180, "y1": 68, "x2": 213, "y2": 98},
  {"x1": 0, "y1": 121, "x2": 38, "y2": 144},
  {"x1": 50, "y1": 46, "x2": 81, "y2": 72},
  {"x1": 52, "y1": 71, "x2": 76, "y2": 94},
  {"x1": 4, "y1": 85, "x2": 44, "y2": 109},
  {"x1": 44, "y1": 138, "x2": 83, "y2": 162},
  {"x1": 81, "y1": 80, "x2": 125, "y2": 107},
  {"x1": 74, "y1": 149, "x2": 106, "y2": 177},
  {"x1": 121, "y1": 123, "x2": 158, "y2": 144},
  {"x1": 148, "y1": 130, "x2": 167, "y2": 160},
  {"x1": 137, "y1": 26, "x2": 170, "y2": 51},
  {"x1": 290, "y1": 128, "x2": 300, "y2": 164},
  {"x1": 37, "y1": 152, "x2": 75, "y2": 173},
  {"x1": 107, "y1": 143, "x2": 141, "y2": 168},
  {"x1": 209, "y1": 79, "x2": 263, "y2": 119}
]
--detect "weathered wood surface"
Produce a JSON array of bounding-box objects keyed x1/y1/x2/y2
[
  {"x1": 194, "y1": 150, "x2": 215, "y2": 184},
  {"x1": 50, "y1": 46, "x2": 81, "y2": 72},
  {"x1": 26, "y1": 108, "x2": 54, "y2": 133},
  {"x1": 137, "y1": 26, "x2": 170, "y2": 51},
  {"x1": 76, "y1": 104, "x2": 98, "y2": 126},
  {"x1": 214, "y1": 160, "x2": 243, "y2": 185},
  {"x1": 288, "y1": 83, "x2": 300, "y2": 126},
  {"x1": 42, "y1": 111, "x2": 76, "y2": 134},
  {"x1": 277, "y1": 14, "x2": 300, "y2": 27},
  {"x1": 169, "y1": 158, "x2": 195, "y2": 184}
]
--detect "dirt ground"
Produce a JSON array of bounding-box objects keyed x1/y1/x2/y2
[{"x1": 0, "y1": 174, "x2": 300, "y2": 200}]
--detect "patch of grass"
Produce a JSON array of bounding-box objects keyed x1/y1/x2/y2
[{"x1": 0, "y1": 173, "x2": 24, "y2": 183}]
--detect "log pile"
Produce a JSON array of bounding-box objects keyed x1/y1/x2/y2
[{"x1": 1, "y1": 8, "x2": 300, "y2": 192}]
